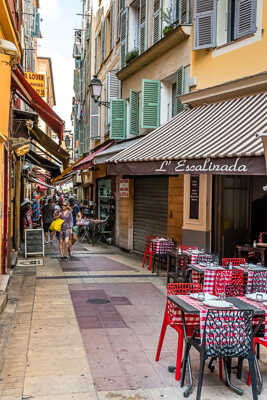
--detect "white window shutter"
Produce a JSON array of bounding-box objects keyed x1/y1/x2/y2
[
  {"x1": 90, "y1": 98, "x2": 100, "y2": 138},
  {"x1": 152, "y1": 0, "x2": 162, "y2": 45},
  {"x1": 193, "y1": 0, "x2": 217, "y2": 50},
  {"x1": 139, "y1": 0, "x2": 147, "y2": 54},
  {"x1": 110, "y1": 1, "x2": 114, "y2": 50},
  {"x1": 108, "y1": 70, "x2": 121, "y2": 99},
  {"x1": 120, "y1": 8, "x2": 128, "y2": 68}
]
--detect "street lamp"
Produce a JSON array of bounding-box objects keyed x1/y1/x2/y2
[
  {"x1": 89, "y1": 75, "x2": 110, "y2": 108},
  {"x1": 64, "y1": 135, "x2": 71, "y2": 148}
]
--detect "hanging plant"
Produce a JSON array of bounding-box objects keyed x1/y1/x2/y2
[{"x1": 126, "y1": 50, "x2": 139, "y2": 65}]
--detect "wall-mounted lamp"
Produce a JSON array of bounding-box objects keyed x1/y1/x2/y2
[{"x1": 89, "y1": 75, "x2": 110, "y2": 108}]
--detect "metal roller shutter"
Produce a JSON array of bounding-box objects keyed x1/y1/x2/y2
[{"x1": 133, "y1": 176, "x2": 168, "y2": 253}]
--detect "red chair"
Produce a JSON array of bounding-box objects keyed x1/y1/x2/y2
[
  {"x1": 179, "y1": 245, "x2": 198, "y2": 252},
  {"x1": 155, "y1": 283, "x2": 202, "y2": 381},
  {"x1": 142, "y1": 236, "x2": 159, "y2": 271},
  {"x1": 214, "y1": 269, "x2": 244, "y2": 296},
  {"x1": 222, "y1": 257, "x2": 246, "y2": 266}
]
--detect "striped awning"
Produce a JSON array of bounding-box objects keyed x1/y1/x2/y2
[{"x1": 108, "y1": 94, "x2": 266, "y2": 164}]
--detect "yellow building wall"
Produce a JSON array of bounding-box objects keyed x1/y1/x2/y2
[
  {"x1": 191, "y1": 0, "x2": 267, "y2": 90},
  {"x1": 0, "y1": 54, "x2": 11, "y2": 138}
]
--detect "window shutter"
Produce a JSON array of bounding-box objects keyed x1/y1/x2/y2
[
  {"x1": 176, "y1": 66, "x2": 185, "y2": 114},
  {"x1": 101, "y1": 20, "x2": 106, "y2": 64},
  {"x1": 90, "y1": 98, "x2": 100, "y2": 138},
  {"x1": 139, "y1": 0, "x2": 147, "y2": 53},
  {"x1": 141, "y1": 79, "x2": 160, "y2": 129},
  {"x1": 152, "y1": 0, "x2": 162, "y2": 44},
  {"x1": 106, "y1": 70, "x2": 121, "y2": 127},
  {"x1": 110, "y1": 99, "x2": 126, "y2": 140},
  {"x1": 129, "y1": 89, "x2": 139, "y2": 135},
  {"x1": 110, "y1": 1, "x2": 114, "y2": 50},
  {"x1": 95, "y1": 36, "x2": 98, "y2": 73},
  {"x1": 234, "y1": 0, "x2": 257, "y2": 39},
  {"x1": 193, "y1": 0, "x2": 217, "y2": 50},
  {"x1": 175, "y1": 0, "x2": 190, "y2": 24},
  {"x1": 120, "y1": 8, "x2": 128, "y2": 69}
]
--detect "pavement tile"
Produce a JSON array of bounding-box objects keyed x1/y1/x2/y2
[{"x1": 23, "y1": 374, "x2": 93, "y2": 396}]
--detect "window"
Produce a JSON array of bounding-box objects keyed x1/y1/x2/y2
[
  {"x1": 129, "y1": 89, "x2": 139, "y2": 135},
  {"x1": 139, "y1": 0, "x2": 147, "y2": 53},
  {"x1": 90, "y1": 98, "x2": 100, "y2": 139},
  {"x1": 153, "y1": 0, "x2": 162, "y2": 44},
  {"x1": 120, "y1": 8, "x2": 128, "y2": 68},
  {"x1": 193, "y1": 0, "x2": 257, "y2": 50}
]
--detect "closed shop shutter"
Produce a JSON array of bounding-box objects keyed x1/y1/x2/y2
[{"x1": 133, "y1": 177, "x2": 168, "y2": 253}]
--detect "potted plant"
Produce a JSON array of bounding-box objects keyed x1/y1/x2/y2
[
  {"x1": 162, "y1": 8, "x2": 175, "y2": 37},
  {"x1": 126, "y1": 49, "x2": 139, "y2": 65}
]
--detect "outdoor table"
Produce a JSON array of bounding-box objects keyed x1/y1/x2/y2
[
  {"x1": 89, "y1": 219, "x2": 105, "y2": 245},
  {"x1": 236, "y1": 244, "x2": 266, "y2": 265},
  {"x1": 167, "y1": 294, "x2": 265, "y2": 397}
]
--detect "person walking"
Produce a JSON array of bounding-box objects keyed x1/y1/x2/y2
[
  {"x1": 42, "y1": 198, "x2": 55, "y2": 244},
  {"x1": 56, "y1": 200, "x2": 73, "y2": 259},
  {"x1": 69, "y1": 197, "x2": 81, "y2": 245}
]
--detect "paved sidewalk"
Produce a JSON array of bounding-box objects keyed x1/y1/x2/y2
[{"x1": 0, "y1": 241, "x2": 266, "y2": 399}]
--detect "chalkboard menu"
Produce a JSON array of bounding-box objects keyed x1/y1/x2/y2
[
  {"x1": 25, "y1": 229, "x2": 44, "y2": 258},
  {"x1": 189, "y1": 175, "x2": 200, "y2": 219}
]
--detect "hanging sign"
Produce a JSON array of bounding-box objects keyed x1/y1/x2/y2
[
  {"x1": 120, "y1": 179, "x2": 129, "y2": 198},
  {"x1": 25, "y1": 72, "x2": 46, "y2": 97}
]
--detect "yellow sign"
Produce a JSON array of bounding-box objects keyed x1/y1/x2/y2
[{"x1": 25, "y1": 72, "x2": 46, "y2": 98}]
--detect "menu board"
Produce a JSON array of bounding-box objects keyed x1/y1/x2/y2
[
  {"x1": 25, "y1": 229, "x2": 44, "y2": 258},
  {"x1": 189, "y1": 175, "x2": 199, "y2": 219}
]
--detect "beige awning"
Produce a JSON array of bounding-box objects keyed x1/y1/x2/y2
[{"x1": 108, "y1": 93, "x2": 266, "y2": 164}]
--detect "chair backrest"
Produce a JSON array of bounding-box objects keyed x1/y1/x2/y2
[
  {"x1": 152, "y1": 240, "x2": 175, "y2": 255},
  {"x1": 167, "y1": 282, "x2": 203, "y2": 296},
  {"x1": 214, "y1": 269, "x2": 244, "y2": 296},
  {"x1": 225, "y1": 284, "x2": 244, "y2": 297},
  {"x1": 167, "y1": 283, "x2": 203, "y2": 323},
  {"x1": 203, "y1": 309, "x2": 253, "y2": 358},
  {"x1": 196, "y1": 254, "x2": 213, "y2": 264},
  {"x1": 251, "y1": 271, "x2": 267, "y2": 293},
  {"x1": 222, "y1": 257, "x2": 246, "y2": 266}
]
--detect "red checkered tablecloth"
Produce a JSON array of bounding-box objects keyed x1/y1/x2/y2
[
  {"x1": 151, "y1": 239, "x2": 174, "y2": 254},
  {"x1": 237, "y1": 296, "x2": 267, "y2": 340}
]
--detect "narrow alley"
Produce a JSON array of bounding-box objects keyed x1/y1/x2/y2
[{"x1": 0, "y1": 242, "x2": 266, "y2": 400}]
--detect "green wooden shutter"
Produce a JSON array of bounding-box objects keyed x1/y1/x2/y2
[
  {"x1": 120, "y1": 8, "x2": 128, "y2": 68},
  {"x1": 176, "y1": 66, "x2": 185, "y2": 114},
  {"x1": 193, "y1": 0, "x2": 217, "y2": 50},
  {"x1": 129, "y1": 89, "x2": 139, "y2": 135},
  {"x1": 234, "y1": 0, "x2": 257, "y2": 40},
  {"x1": 110, "y1": 99, "x2": 126, "y2": 139},
  {"x1": 152, "y1": 0, "x2": 162, "y2": 44},
  {"x1": 141, "y1": 79, "x2": 160, "y2": 129}
]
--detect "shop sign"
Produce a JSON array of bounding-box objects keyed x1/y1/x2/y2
[
  {"x1": 25, "y1": 72, "x2": 46, "y2": 97},
  {"x1": 120, "y1": 179, "x2": 129, "y2": 198},
  {"x1": 189, "y1": 175, "x2": 199, "y2": 219},
  {"x1": 107, "y1": 156, "x2": 266, "y2": 176}
]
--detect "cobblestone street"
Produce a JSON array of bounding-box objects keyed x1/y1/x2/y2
[{"x1": 0, "y1": 242, "x2": 266, "y2": 399}]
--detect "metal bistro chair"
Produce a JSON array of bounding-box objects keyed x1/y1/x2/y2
[
  {"x1": 142, "y1": 235, "x2": 159, "y2": 271},
  {"x1": 222, "y1": 257, "x2": 246, "y2": 267},
  {"x1": 155, "y1": 283, "x2": 203, "y2": 381},
  {"x1": 251, "y1": 270, "x2": 267, "y2": 293},
  {"x1": 181, "y1": 309, "x2": 259, "y2": 399}
]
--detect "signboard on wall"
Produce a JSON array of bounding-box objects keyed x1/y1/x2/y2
[
  {"x1": 25, "y1": 72, "x2": 46, "y2": 97},
  {"x1": 25, "y1": 228, "x2": 44, "y2": 258},
  {"x1": 120, "y1": 179, "x2": 129, "y2": 198},
  {"x1": 189, "y1": 175, "x2": 199, "y2": 219}
]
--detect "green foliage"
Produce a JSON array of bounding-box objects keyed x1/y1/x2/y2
[
  {"x1": 126, "y1": 50, "x2": 139, "y2": 65},
  {"x1": 163, "y1": 25, "x2": 174, "y2": 36}
]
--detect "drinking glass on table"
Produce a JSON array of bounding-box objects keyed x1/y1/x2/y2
[
  {"x1": 219, "y1": 292, "x2": 226, "y2": 301},
  {"x1": 198, "y1": 293, "x2": 205, "y2": 302},
  {"x1": 256, "y1": 293, "x2": 264, "y2": 302}
]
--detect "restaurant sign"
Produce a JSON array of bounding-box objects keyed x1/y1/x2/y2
[
  {"x1": 107, "y1": 157, "x2": 266, "y2": 176},
  {"x1": 25, "y1": 72, "x2": 46, "y2": 97}
]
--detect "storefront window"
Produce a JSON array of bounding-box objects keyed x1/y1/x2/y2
[{"x1": 98, "y1": 178, "x2": 111, "y2": 219}]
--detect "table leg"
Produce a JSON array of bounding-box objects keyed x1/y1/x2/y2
[{"x1": 180, "y1": 309, "x2": 193, "y2": 397}]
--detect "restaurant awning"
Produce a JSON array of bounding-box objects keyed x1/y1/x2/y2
[
  {"x1": 52, "y1": 155, "x2": 87, "y2": 183},
  {"x1": 28, "y1": 176, "x2": 55, "y2": 189},
  {"x1": 11, "y1": 68, "x2": 64, "y2": 141},
  {"x1": 94, "y1": 138, "x2": 141, "y2": 164},
  {"x1": 25, "y1": 150, "x2": 61, "y2": 178},
  {"x1": 107, "y1": 93, "x2": 266, "y2": 176},
  {"x1": 73, "y1": 142, "x2": 114, "y2": 171}
]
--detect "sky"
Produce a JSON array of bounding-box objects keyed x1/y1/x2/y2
[{"x1": 38, "y1": 0, "x2": 82, "y2": 130}]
